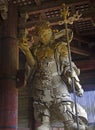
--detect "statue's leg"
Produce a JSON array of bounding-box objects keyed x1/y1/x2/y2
[
  {"x1": 59, "y1": 102, "x2": 86, "y2": 130},
  {"x1": 36, "y1": 109, "x2": 52, "y2": 130}
]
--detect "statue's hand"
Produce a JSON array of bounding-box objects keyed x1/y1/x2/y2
[{"x1": 76, "y1": 88, "x2": 84, "y2": 97}]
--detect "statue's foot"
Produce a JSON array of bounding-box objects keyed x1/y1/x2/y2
[{"x1": 37, "y1": 124, "x2": 51, "y2": 130}]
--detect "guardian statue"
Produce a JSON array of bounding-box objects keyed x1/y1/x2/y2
[{"x1": 25, "y1": 21, "x2": 88, "y2": 130}]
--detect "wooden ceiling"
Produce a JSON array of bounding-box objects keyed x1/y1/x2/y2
[{"x1": 7, "y1": 0, "x2": 95, "y2": 82}]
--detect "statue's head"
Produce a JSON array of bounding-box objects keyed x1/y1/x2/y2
[{"x1": 35, "y1": 20, "x2": 53, "y2": 45}]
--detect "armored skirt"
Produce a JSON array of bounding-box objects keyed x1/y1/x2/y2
[{"x1": 31, "y1": 57, "x2": 72, "y2": 104}]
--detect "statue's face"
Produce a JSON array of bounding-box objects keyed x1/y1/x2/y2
[{"x1": 38, "y1": 28, "x2": 53, "y2": 45}]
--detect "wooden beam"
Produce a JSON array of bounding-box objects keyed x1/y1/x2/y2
[
  {"x1": 27, "y1": 1, "x2": 89, "y2": 16},
  {"x1": 75, "y1": 59, "x2": 95, "y2": 71},
  {"x1": 19, "y1": 17, "x2": 93, "y2": 30},
  {"x1": 28, "y1": 5, "x2": 61, "y2": 16},
  {"x1": 73, "y1": 36, "x2": 89, "y2": 44},
  {"x1": 79, "y1": 30, "x2": 95, "y2": 36},
  {"x1": 20, "y1": 0, "x2": 89, "y2": 13},
  {"x1": 71, "y1": 46, "x2": 90, "y2": 56},
  {"x1": 18, "y1": 1, "x2": 94, "y2": 30}
]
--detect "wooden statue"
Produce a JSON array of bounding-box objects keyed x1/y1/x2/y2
[
  {"x1": 24, "y1": 21, "x2": 88, "y2": 130},
  {"x1": 18, "y1": 5, "x2": 88, "y2": 130}
]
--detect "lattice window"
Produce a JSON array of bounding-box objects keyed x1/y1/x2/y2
[
  {"x1": 77, "y1": 20, "x2": 95, "y2": 32},
  {"x1": 8, "y1": 0, "x2": 34, "y2": 6},
  {"x1": 45, "y1": 9, "x2": 60, "y2": 18},
  {"x1": 75, "y1": 2, "x2": 89, "y2": 13}
]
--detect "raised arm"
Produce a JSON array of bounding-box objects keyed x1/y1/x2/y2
[{"x1": 18, "y1": 29, "x2": 35, "y2": 69}]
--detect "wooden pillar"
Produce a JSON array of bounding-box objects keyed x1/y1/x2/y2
[
  {"x1": 28, "y1": 97, "x2": 36, "y2": 130},
  {"x1": 0, "y1": 2, "x2": 18, "y2": 130}
]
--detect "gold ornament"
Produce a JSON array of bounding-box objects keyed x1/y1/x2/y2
[{"x1": 59, "y1": 4, "x2": 82, "y2": 25}]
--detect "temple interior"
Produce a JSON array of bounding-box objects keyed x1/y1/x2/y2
[{"x1": 0, "y1": 0, "x2": 95, "y2": 130}]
